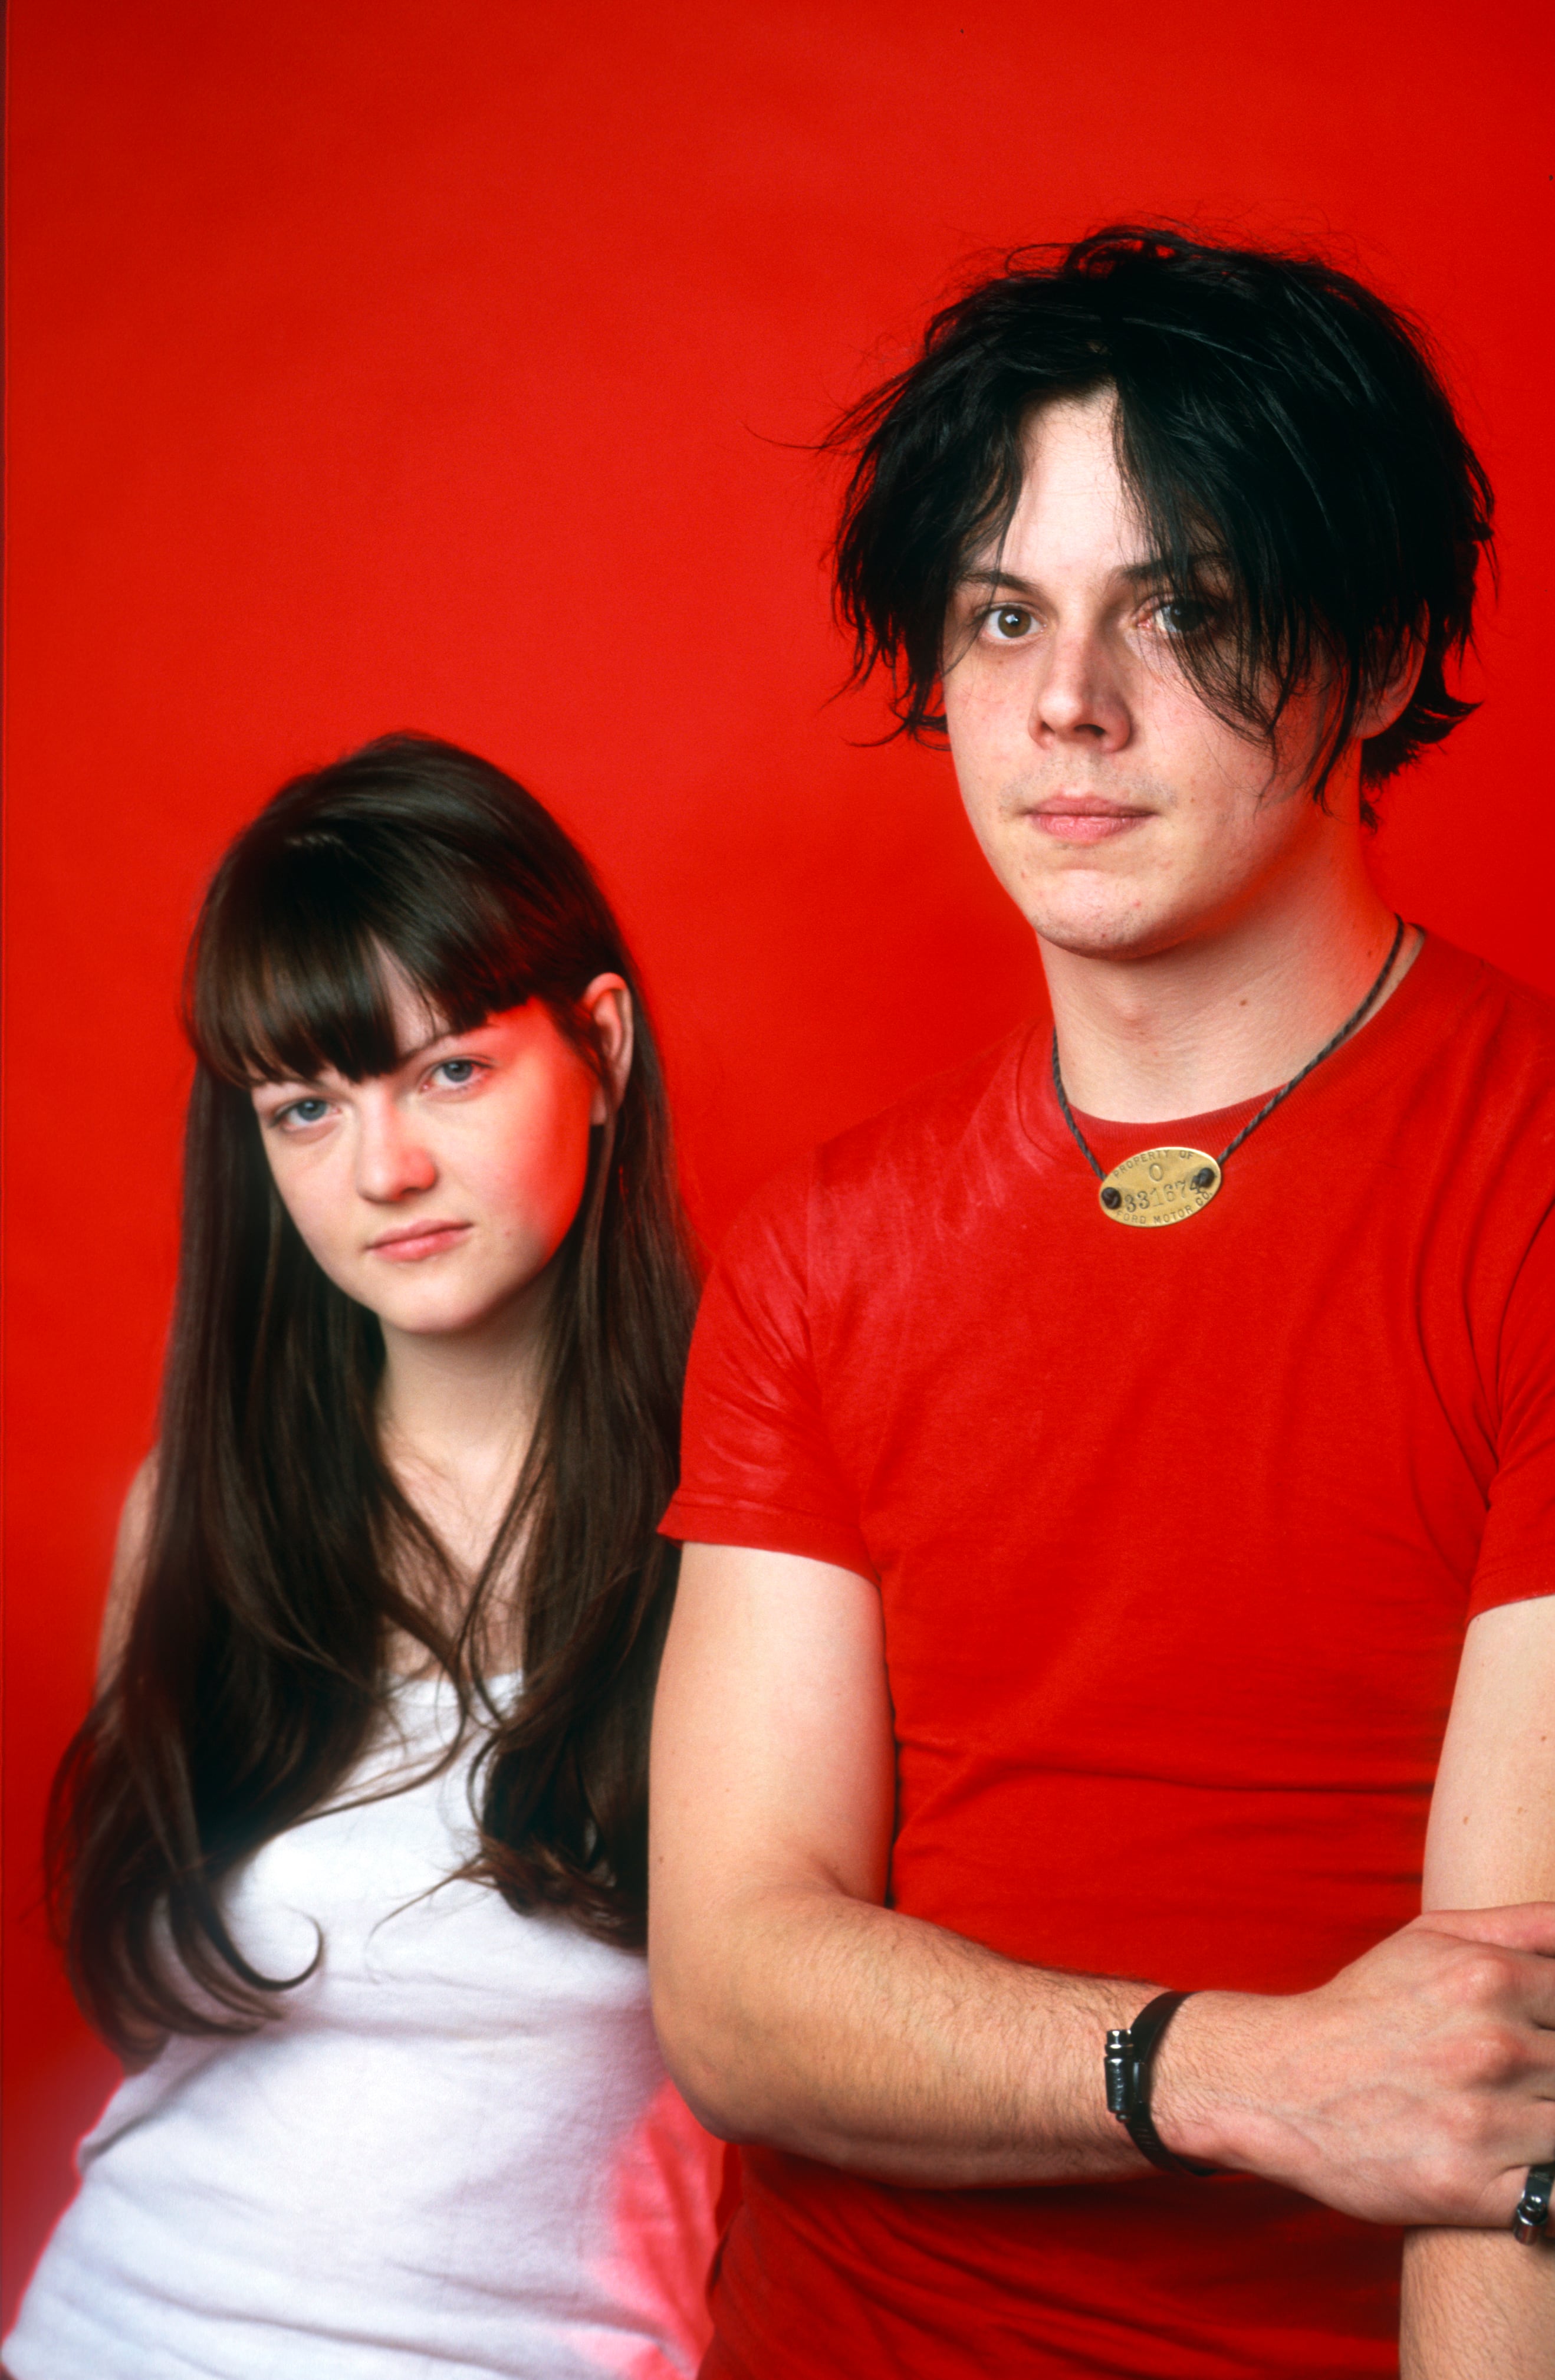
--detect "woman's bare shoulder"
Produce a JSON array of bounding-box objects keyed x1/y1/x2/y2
[{"x1": 99, "y1": 1453, "x2": 159, "y2": 1690}]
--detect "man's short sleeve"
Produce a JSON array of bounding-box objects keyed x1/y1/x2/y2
[
  {"x1": 660, "y1": 1158, "x2": 876, "y2": 1580},
  {"x1": 1470, "y1": 1200, "x2": 1555, "y2": 1620}
]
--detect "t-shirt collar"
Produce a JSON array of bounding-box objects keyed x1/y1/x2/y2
[{"x1": 1015, "y1": 928, "x2": 1444, "y2": 1163}]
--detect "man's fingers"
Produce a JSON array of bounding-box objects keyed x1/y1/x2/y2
[
  {"x1": 1421, "y1": 1902, "x2": 1555, "y2": 1958},
  {"x1": 1404, "y1": 1905, "x2": 1555, "y2": 2033}
]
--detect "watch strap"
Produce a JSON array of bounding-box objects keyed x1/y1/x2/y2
[{"x1": 1104, "y1": 1990, "x2": 1218, "y2": 2178}]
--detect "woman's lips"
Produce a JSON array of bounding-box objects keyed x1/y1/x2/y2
[{"x1": 367, "y1": 1222, "x2": 472, "y2": 1262}]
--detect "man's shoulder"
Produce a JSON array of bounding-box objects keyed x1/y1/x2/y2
[
  {"x1": 1425, "y1": 937, "x2": 1555, "y2": 1101},
  {"x1": 1345, "y1": 938, "x2": 1555, "y2": 1273},
  {"x1": 716, "y1": 1027, "x2": 1034, "y2": 1279},
  {"x1": 1431, "y1": 934, "x2": 1555, "y2": 1020},
  {"x1": 811, "y1": 1026, "x2": 1033, "y2": 1212}
]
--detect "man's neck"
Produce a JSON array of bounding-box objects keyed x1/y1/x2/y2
[{"x1": 1042, "y1": 872, "x2": 1416, "y2": 1126}]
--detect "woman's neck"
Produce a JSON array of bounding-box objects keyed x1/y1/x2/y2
[{"x1": 376, "y1": 1279, "x2": 550, "y2": 1603}]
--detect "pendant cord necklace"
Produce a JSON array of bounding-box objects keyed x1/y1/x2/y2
[{"x1": 1051, "y1": 915, "x2": 1409, "y2": 1227}]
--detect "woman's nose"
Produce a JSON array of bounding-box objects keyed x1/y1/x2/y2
[{"x1": 353, "y1": 1096, "x2": 438, "y2": 1202}]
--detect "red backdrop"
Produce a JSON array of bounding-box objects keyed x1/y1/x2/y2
[{"x1": 5, "y1": 0, "x2": 1553, "y2": 2320}]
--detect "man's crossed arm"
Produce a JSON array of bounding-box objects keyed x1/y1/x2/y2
[
  {"x1": 647, "y1": 1548, "x2": 1555, "y2": 2325},
  {"x1": 1401, "y1": 1594, "x2": 1555, "y2": 2376}
]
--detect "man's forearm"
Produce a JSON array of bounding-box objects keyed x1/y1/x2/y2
[
  {"x1": 1401, "y1": 2231, "x2": 1554, "y2": 2379},
  {"x1": 1405, "y1": 1595, "x2": 1555, "y2": 2360},
  {"x1": 653, "y1": 1880, "x2": 1555, "y2": 2219},
  {"x1": 657, "y1": 1879, "x2": 1157, "y2": 2185},
  {"x1": 652, "y1": 1560, "x2": 1555, "y2": 2221}
]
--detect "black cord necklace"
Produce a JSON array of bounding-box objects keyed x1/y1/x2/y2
[{"x1": 1051, "y1": 915, "x2": 1409, "y2": 1230}]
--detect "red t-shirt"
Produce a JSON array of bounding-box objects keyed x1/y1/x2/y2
[{"x1": 662, "y1": 936, "x2": 1555, "y2": 2380}]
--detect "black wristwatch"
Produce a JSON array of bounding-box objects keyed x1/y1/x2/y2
[{"x1": 1104, "y1": 1991, "x2": 1218, "y2": 2178}]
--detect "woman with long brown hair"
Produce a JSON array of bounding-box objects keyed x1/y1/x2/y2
[{"x1": 7, "y1": 735, "x2": 722, "y2": 2377}]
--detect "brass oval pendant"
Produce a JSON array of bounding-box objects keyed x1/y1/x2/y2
[{"x1": 1097, "y1": 1147, "x2": 1221, "y2": 1228}]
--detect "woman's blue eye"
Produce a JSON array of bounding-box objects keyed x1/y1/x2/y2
[
  {"x1": 280, "y1": 1098, "x2": 330, "y2": 1127},
  {"x1": 435, "y1": 1059, "x2": 478, "y2": 1085}
]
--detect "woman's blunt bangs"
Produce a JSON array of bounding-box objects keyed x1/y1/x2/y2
[
  {"x1": 830, "y1": 227, "x2": 1494, "y2": 819},
  {"x1": 186, "y1": 737, "x2": 630, "y2": 1091}
]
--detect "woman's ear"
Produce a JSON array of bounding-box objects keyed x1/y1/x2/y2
[{"x1": 579, "y1": 973, "x2": 635, "y2": 1123}]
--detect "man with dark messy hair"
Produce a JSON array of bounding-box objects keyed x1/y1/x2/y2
[
  {"x1": 650, "y1": 231, "x2": 1555, "y2": 2375},
  {"x1": 831, "y1": 229, "x2": 1487, "y2": 813}
]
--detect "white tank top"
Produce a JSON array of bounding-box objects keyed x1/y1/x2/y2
[{"x1": 6, "y1": 1675, "x2": 721, "y2": 2379}]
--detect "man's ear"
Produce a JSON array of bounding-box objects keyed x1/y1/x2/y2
[
  {"x1": 1356, "y1": 625, "x2": 1427, "y2": 738},
  {"x1": 579, "y1": 973, "x2": 634, "y2": 1124}
]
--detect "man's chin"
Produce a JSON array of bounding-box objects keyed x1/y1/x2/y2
[{"x1": 1021, "y1": 898, "x2": 1183, "y2": 964}]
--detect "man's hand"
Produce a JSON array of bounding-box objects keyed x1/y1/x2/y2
[
  {"x1": 649, "y1": 1545, "x2": 1555, "y2": 2218},
  {"x1": 1155, "y1": 1906, "x2": 1555, "y2": 2225}
]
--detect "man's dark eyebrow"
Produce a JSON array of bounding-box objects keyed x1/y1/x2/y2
[{"x1": 957, "y1": 553, "x2": 1228, "y2": 596}]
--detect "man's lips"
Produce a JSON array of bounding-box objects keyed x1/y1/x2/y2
[
  {"x1": 366, "y1": 1220, "x2": 472, "y2": 1262},
  {"x1": 1027, "y1": 797, "x2": 1152, "y2": 844}
]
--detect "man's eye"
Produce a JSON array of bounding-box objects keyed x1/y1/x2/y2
[
  {"x1": 987, "y1": 606, "x2": 1034, "y2": 641},
  {"x1": 1149, "y1": 596, "x2": 1218, "y2": 638}
]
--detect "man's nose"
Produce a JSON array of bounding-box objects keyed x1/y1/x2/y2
[
  {"x1": 353, "y1": 1094, "x2": 437, "y2": 1202},
  {"x1": 1027, "y1": 626, "x2": 1131, "y2": 749}
]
